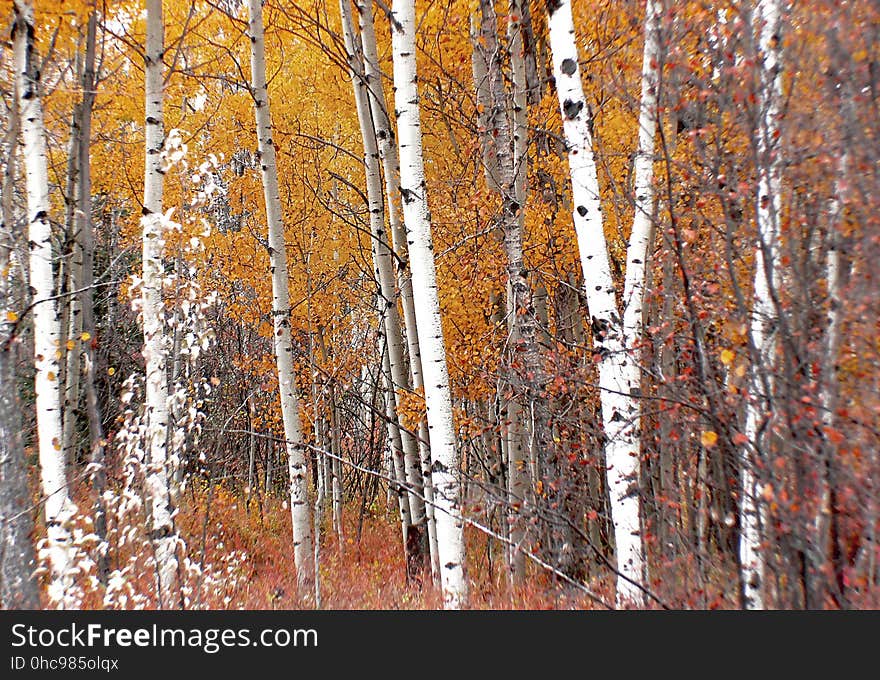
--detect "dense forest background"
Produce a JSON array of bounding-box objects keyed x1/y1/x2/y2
[{"x1": 1, "y1": 0, "x2": 878, "y2": 610}]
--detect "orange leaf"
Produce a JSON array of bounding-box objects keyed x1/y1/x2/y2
[
  {"x1": 700, "y1": 430, "x2": 718, "y2": 447},
  {"x1": 825, "y1": 427, "x2": 845, "y2": 444}
]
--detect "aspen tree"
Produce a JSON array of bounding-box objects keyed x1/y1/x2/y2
[
  {"x1": 61, "y1": 104, "x2": 83, "y2": 469},
  {"x1": 76, "y1": 12, "x2": 109, "y2": 582},
  {"x1": 389, "y1": 0, "x2": 467, "y2": 607},
  {"x1": 13, "y1": 0, "x2": 77, "y2": 607},
  {"x1": 339, "y1": 0, "x2": 428, "y2": 573},
  {"x1": 142, "y1": 0, "x2": 180, "y2": 606},
  {"x1": 815, "y1": 149, "x2": 847, "y2": 601},
  {"x1": 472, "y1": 0, "x2": 543, "y2": 581},
  {"x1": 247, "y1": 0, "x2": 314, "y2": 590},
  {"x1": 0, "y1": 66, "x2": 40, "y2": 610},
  {"x1": 357, "y1": 0, "x2": 440, "y2": 579},
  {"x1": 738, "y1": 0, "x2": 784, "y2": 610},
  {"x1": 545, "y1": 0, "x2": 662, "y2": 606}
]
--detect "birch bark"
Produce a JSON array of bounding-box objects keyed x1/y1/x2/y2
[
  {"x1": 546, "y1": 0, "x2": 661, "y2": 605},
  {"x1": 61, "y1": 99, "x2": 83, "y2": 469},
  {"x1": 13, "y1": 0, "x2": 77, "y2": 607},
  {"x1": 381, "y1": 344, "x2": 415, "y2": 552},
  {"x1": 738, "y1": 0, "x2": 784, "y2": 610},
  {"x1": 816, "y1": 152, "x2": 846, "y2": 599},
  {"x1": 0, "y1": 74, "x2": 40, "y2": 609},
  {"x1": 815, "y1": 24, "x2": 853, "y2": 599},
  {"x1": 473, "y1": 0, "x2": 542, "y2": 581},
  {"x1": 340, "y1": 0, "x2": 428, "y2": 571},
  {"x1": 357, "y1": 0, "x2": 440, "y2": 579},
  {"x1": 76, "y1": 12, "x2": 108, "y2": 582},
  {"x1": 141, "y1": 0, "x2": 180, "y2": 607},
  {"x1": 247, "y1": 0, "x2": 314, "y2": 590},
  {"x1": 390, "y1": 0, "x2": 467, "y2": 607}
]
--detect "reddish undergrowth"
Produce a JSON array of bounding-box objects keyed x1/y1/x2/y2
[
  {"x1": 175, "y1": 484, "x2": 617, "y2": 609},
  {"x1": 39, "y1": 479, "x2": 878, "y2": 610}
]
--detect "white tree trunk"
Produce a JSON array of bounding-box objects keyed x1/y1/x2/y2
[
  {"x1": 546, "y1": 0, "x2": 660, "y2": 606},
  {"x1": 61, "y1": 107, "x2": 83, "y2": 470},
  {"x1": 13, "y1": 0, "x2": 77, "y2": 608},
  {"x1": 340, "y1": 0, "x2": 427, "y2": 559},
  {"x1": 329, "y1": 390, "x2": 344, "y2": 538},
  {"x1": 470, "y1": 13, "x2": 501, "y2": 194},
  {"x1": 247, "y1": 0, "x2": 314, "y2": 590},
  {"x1": 473, "y1": 0, "x2": 533, "y2": 582},
  {"x1": 615, "y1": 0, "x2": 661, "y2": 600},
  {"x1": 0, "y1": 66, "x2": 41, "y2": 609},
  {"x1": 816, "y1": 149, "x2": 847, "y2": 567},
  {"x1": 381, "y1": 345, "x2": 415, "y2": 545},
  {"x1": 623, "y1": 0, "x2": 661, "y2": 360},
  {"x1": 738, "y1": 0, "x2": 783, "y2": 610},
  {"x1": 75, "y1": 11, "x2": 108, "y2": 582},
  {"x1": 141, "y1": 0, "x2": 180, "y2": 607},
  {"x1": 357, "y1": 0, "x2": 440, "y2": 579},
  {"x1": 479, "y1": 0, "x2": 569, "y2": 581},
  {"x1": 507, "y1": 0, "x2": 529, "y2": 234},
  {"x1": 390, "y1": 0, "x2": 467, "y2": 608},
  {"x1": 815, "y1": 25, "x2": 853, "y2": 582}
]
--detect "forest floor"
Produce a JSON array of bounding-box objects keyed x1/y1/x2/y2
[
  {"x1": 56, "y1": 479, "x2": 875, "y2": 609},
  {"x1": 174, "y1": 484, "x2": 609, "y2": 609},
  {"x1": 170, "y1": 483, "x2": 749, "y2": 609}
]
